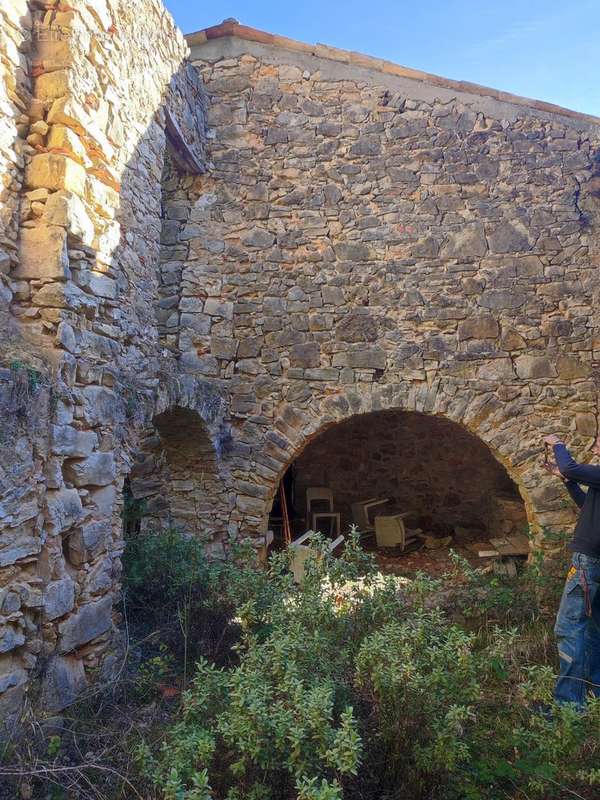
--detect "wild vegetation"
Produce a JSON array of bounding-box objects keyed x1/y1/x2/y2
[{"x1": 2, "y1": 528, "x2": 599, "y2": 800}]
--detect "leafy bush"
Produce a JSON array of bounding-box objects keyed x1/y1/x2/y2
[
  {"x1": 135, "y1": 533, "x2": 376, "y2": 798},
  {"x1": 133, "y1": 532, "x2": 600, "y2": 800},
  {"x1": 121, "y1": 526, "x2": 284, "y2": 680},
  {"x1": 5, "y1": 528, "x2": 598, "y2": 800},
  {"x1": 122, "y1": 526, "x2": 208, "y2": 614},
  {"x1": 355, "y1": 610, "x2": 481, "y2": 793}
]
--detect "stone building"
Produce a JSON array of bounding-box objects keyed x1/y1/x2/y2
[{"x1": 1, "y1": 5, "x2": 599, "y2": 727}]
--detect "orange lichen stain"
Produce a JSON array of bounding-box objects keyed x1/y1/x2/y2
[
  {"x1": 85, "y1": 144, "x2": 109, "y2": 163},
  {"x1": 87, "y1": 168, "x2": 120, "y2": 193},
  {"x1": 47, "y1": 147, "x2": 72, "y2": 157},
  {"x1": 84, "y1": 93, "x2": 99, "y2": 111}
]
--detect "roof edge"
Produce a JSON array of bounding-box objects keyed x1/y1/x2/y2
[{"x1": 186, "y1": 20, "x2": 600, "y2": 126}]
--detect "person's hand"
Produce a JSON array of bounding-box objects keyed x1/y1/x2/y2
[
  {"x1": 544, "y1": 434, "x2": 563, "y2": 446},
  {"x1": 541, "y1": 460, "x2": 563, "y2": 479}
]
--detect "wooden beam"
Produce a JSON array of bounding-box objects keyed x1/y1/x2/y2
[{"x1": 164, "y1": 106, "x2": 206, "y2": 174}]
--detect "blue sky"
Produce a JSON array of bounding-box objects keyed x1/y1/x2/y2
[{"x1": 164, "y1": 0, "x2": 600, "y2": 116}]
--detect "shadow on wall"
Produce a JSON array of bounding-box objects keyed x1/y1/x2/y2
[
  {"x1": 0, "y1": 4, "x2": 32, "y2": 353},
  {"x1": 0, "y1": 1, "x2": 221, "y2": 736}
]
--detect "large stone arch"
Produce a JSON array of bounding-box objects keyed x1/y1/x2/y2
[
  {"x1": 290, "y1": 409, "x2": 526, "y2": 539},
  {"x1": 235, "y1": 381, "x2": 579, "y2": 557}
]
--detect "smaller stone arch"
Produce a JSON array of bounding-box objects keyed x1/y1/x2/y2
[{"x1": 127, "y1": 404, "x2": 231, "y2": 554}]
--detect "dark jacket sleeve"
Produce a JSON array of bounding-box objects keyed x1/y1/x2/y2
[
  {"x1": 564, "y1": 479, "x2": 586, "y2": 509},
  {"x1": 554, "y1": 443, "x2": 600, "y2": 488}
]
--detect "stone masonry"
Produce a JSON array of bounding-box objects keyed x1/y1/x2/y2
[
  {"x1": 0, "y1": 0, "x2": 209, "y2": 732},
  {"x1": 170, "y1": 21, "x2": 600, "y2": 542},
  {"x1": 1, "y1": 12, "x2": 600, "y2": 726}
]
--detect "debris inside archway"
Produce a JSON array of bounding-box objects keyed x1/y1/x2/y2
[{"x1": 268, "y1": 410, "x2": 529, "y2": 575}]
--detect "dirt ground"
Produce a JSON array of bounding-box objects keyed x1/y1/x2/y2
[
  {"x1": 272, "y1": 529, "x2": 490, "y2": 578},
  {"x1": 361, "y1": 536, "x2": 484, "y2": 577}
]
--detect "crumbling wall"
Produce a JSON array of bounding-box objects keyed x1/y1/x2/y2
[
  {"x1": 2, "y1": 11, "x2": 600, "y2": 732},
  {"x1": 0, "y1": 0, "x2": 208, "y2": 732},
  {"x1": 0, "y1": 1, "x2": 32, "y2": 342},
  {"x1": 174, "y1": 27, "x2": 600, "y2": 544}
]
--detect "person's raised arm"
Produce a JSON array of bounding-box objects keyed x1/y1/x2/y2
[
  {"x1": 541, "y1": 451, "x2": 587, "y2": 508},
  {"x1": 564, "y1": 479, "x2": 587, "y2": 509},
  {"x1": 546, "y1": 435, "x2": 600, "y2": 488}
]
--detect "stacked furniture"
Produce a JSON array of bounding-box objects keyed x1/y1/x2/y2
[{"x1": 306, "y1": 487, "x2": 341, "y2": 538}]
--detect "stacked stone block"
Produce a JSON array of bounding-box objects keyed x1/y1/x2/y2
[
  {"x1": 0, "y1": 0, "x2": 207, "y2": 730},
  {"x1": 174, "y1": 27, "x2": 600, "y2": 542}
]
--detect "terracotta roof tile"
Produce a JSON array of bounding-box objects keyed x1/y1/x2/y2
[{"x1": 186, "y1": 20, "x2": 600, "y2": 125}]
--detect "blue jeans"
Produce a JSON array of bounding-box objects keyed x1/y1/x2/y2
[{"x1": 554, "y1": 552, "x2": 600, "y2": 707}]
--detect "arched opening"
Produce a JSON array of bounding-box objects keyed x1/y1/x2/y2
[
  {"x1": 120, "y1": 408, "x2": 235, "y2": 692},
  {"x1": 154, "y1": 406, "x2": 221, "y2": 534},
  {"x1": 126, "y1": 406, "x2": 229, "y2": 551},
  {"x1": 269, "y1": 409, "x2": 528, "y2": 574}
]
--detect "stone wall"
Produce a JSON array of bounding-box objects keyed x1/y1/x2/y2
[
  {"x1": 1, "y1": 11, "x2": 600, "y2": 731},
  {"x1": 0, "y1": 0, "x2": 208, "y2": 732},
  {"x1": 173, "y1": 24, "x2": 600, "y2": 546},
  {"x1": 292, "y1": 410, "x2": 525, "y2": 537},
  {"x1": 0, "y1": 1, "x2": 32, "y2": 342}
]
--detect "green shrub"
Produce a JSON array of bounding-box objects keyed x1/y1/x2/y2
[
  {"x1": 131, "y1": 531, "x2": 600, "y2": 800},
  {"x1": 355, "y1": 610, "x2": 481, "y2": 793},
  {"x1": 122, "y1": 526, "x2": 209, "y2": 614},
  {"x1": 121, "y1": 526, "x2": 286, "y2": 685},
  {"x1": 135, "y1": 533, "x2": 386, "y2": 798}
]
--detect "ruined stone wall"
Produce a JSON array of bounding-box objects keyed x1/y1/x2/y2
[
  {"x1": 2, "y1": 12, "x2": 600, "y2": 732},
  {"x1": 174, "y1": 31, "x2": 600, "y2": 546},
  {"x1": 1, "y1": 1, "x2": 32, "y2": 339},
  {"x1": 0, "y1": 0, "x2": 208, "y2": 731}
]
